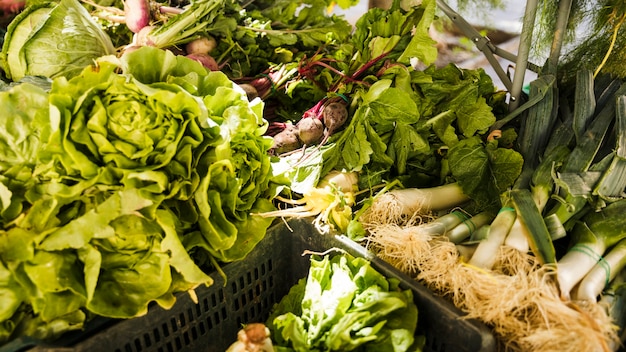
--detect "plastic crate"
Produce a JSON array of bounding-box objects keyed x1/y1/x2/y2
[{"x1": 3, "y1": 219, "x2": 496, "y2": 352}]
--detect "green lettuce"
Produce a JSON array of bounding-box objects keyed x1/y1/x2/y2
[
  {"x1": 0, "y1": 82, "x2": 49, "y2": 226},
  {"x1": 0, "y1": 46, "x2": 277, "y2": 343},
  {"x1": 268, "y1": 254, "x2": 424, "y2": 352}
]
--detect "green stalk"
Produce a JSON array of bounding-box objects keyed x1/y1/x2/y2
[
  {"x1": 544, "y1": 82, "x2": 626, "y2": 236},
  {"x1": 468, "y1": 206, "x2": 516, "y2": 270},
  {"x1": 572, "y1": 69, "x2": 596, "y2": 144},
  {"x1": 593, "y1": 96, "x2": 626, "y2": 203},
  {"x1": 505, "y1": 145, "x2": 570, "y2": 251},
  {"x1": 511, "y1": 189, "x2": 556, "y2": 266},
  {"x1": 147, "y1": 0, "x2": 227, "y2": 48},
  {"x1": 445, "y1": 211, "x2": 494, "y2": 244},
  {"x1": 556, "y1": 198, "x2": 626, "y2": 300},
  {"x1": 514, "y1": 75, "x2": 558, "y2": 190},
  {"x1": 576, "y1": 237, "x2": 626, "y2": 302}
]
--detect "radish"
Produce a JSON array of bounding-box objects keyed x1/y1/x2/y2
[
  {"x1": 0, "y1": 0, "x2": 25, "y2": 14},
  {"x1": 124, "y1": 0, "x2": 151, "y2": 34},
  {"x1": 321, "y1": 100, "x2": 348, "y2": 139},
  {"x1": 134, "y1": 25, "x2": 157, "y2": 46},
  {"x1": 186, "y1": 53, "x2": 219, "y2": 71}
]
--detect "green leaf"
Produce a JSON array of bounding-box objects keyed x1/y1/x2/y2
[
  {"x1": 397, "y1": 0, "x2": 438, "y2": 65},
  {"x1": 449, "y1": 137, "x2": 523, "y2": 209},
  {"x1": 157, "y1": 209, "x2": 213, "y2": 287},
  {"x1": 456, "y1": 96, "x2": 496, "y2": 137},
  {"x1": 388, "y1": 123, "x2": 430, "y2": 175},
  {"x1": 367, "y1": 86, "x2": 421, "y2": 125},
  {"x1": 268, "y1": 254, "x2": 420, "y2": 351},
  {"x1": 39, "y1": 189, "x2": 154, "y2": 251},
  {"x1": 0, "y1": 260, "x2": 25, "y2": 322},
  {"x1": 0, "y1": 82, "x2": 50, "y2": 173}
]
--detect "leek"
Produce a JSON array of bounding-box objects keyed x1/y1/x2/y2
[
  {"x1": 572, "y1": 69, "x2": 597, "y2": 144},
  {"x1": 598, "y1": 271, "x2": 626, "y2": 352},
  {"x1": 592, "y1": 96, "x2": 626, "y2": 203},
  {"x1": 468, "y1": 205, "x2": 516, "y2": 269},
  {"x1": 576, "y1": 237, "x2": 626, "y2": 302},
  {"x1": 444, "y1": 211, "x2": 494, "y2": 244},
  {"x1": 544, "y1": 82, "x2": 626, "y2": 236},
  {"x1": 556, "y1": 199, "x2": 626, "y2": 300},
  {"x1": 511, "y1": 189, "x2": 556, "y2": 266}
]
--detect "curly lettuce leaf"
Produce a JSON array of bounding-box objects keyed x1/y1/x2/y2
[
  {"x1": 269, "y1": 254, "x2": 422, "y2": 352},
  {"x1": 0, "y1": 82, "x2": 50, "y2": 173}
]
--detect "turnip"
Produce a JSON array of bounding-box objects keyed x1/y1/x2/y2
[
  {"x1": 124, "y1": 0, "x2": 151, "y2": 34},
  {"x1": 269, "y1": 123, "x2": 301, "y2": 155},
  {"x1": 185, "y1": 35, "x2": 217, "y2": 55},
  {"x1": 186, "y1": 53, "x2": 219, "y2": 71},
  {"x1": 296, "y1": 117, "x2": 324, "y2": 145}
]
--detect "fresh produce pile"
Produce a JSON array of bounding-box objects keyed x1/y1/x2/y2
[{"x1": 0, "y1": 0, "x2": 625, "y2": 350}]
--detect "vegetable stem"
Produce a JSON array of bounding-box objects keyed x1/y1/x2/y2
[
  {"x1": 445, "y1": 211, "x2": 494, "y2": 244},
  {"x1": 468, "y1": 206, "x2": 517, "y2": 269},
  {"x1": 576, "y1": 238, "x2": 626, "y2": 302}
]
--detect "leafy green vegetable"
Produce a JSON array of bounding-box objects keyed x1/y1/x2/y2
[
  {"x1": 0, "y1": 82, "x2": 49, "y2": 225},
  {"x1": 0, "y1": 0, "x2": 115, "y2": 81},
  {"x1": 318, "y1": 63, "x2": 512, "y2": 193},
  {"x1": 268, "y1": 253, "x2": 423, "y2": 352},
  {"x1": 0, "y1": 46, "x2": 277, "y2": 343}
]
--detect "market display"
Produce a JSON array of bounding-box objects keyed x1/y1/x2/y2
[{"x1": 0, "y1": 0, "x2": 625, "y2": 351}]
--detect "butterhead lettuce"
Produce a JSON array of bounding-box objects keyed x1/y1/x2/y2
[{"x1": 0, "y1": 46, "x2": 276, "y2": 343}]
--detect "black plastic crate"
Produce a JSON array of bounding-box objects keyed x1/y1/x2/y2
[{"x1": 3, "y1": 219, "x2": 496, "y2": 352}]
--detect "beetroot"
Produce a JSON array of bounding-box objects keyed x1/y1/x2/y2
[
  {"x1": 270, "y1": 123, "x2": 302, "y2": 155},
  {"x1": 297, "y1": 117, "x2": 324, "y2": 145},
  {"x1": 321, "y1": 100, "x2": 349, "y2": 137}
]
